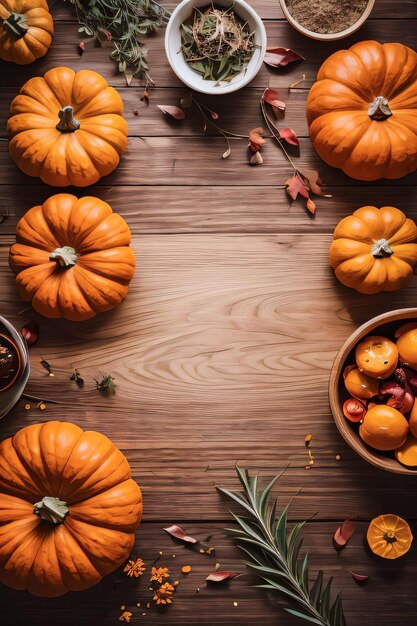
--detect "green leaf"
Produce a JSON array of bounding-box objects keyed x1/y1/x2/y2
[
  {"x1": 285, "y1": 609, "x2": 326, "y2": 625},
  {"x1": 310, "y1": 570, "x2": 323, "y2": 609}
]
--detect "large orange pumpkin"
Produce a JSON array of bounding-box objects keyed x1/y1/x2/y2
[
  {"x1": 9, "y1": 193, "x2": 136, "y2": 321},
  {"x1": 330, "y1": 206, "x2": 417, "y2": 294},
  {"x1": 307, "y1": 41, "x2": 417, "y2": 181},
  {"x1": 7, "y1": 66, "x2": 128, "y2": 187},
  {"x1": 0, "y1": 0, "x2": 53, "y2": 64},
  {"x1": 0, "y1": 421, "x2": 142, "y2": 597}
]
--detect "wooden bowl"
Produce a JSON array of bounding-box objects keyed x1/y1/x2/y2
[
  {"x1": 278, "y1": 0, "x2": 375, "y2": 41},
  {"x1": 329, "y1": 308, "x2": 417, "y2": 475}
]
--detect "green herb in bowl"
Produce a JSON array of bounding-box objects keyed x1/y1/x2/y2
[{"x1": 180, "y1": 5, "x2": 256, "y2": 84}]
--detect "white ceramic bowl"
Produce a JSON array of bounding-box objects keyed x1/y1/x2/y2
[
  {"x1": 279, "y1": 0, "x2": 375, "y2": 41},
  {"x1": 165, "y1": 0, "x2": 267, "y2": 95},
  {"x1": 0, "y1": 316, "x2": 30, "y2": 419}
]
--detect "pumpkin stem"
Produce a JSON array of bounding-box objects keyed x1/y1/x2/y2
[
  {"x1": 383, "y1": 530, "x2": 398, "y2": 544},
  {"x1": 34, "y1": 496, "x2": 69, "y2": 525},
  {"x1": 371, "y1": 238, "x2": 393, "y2": 258},
  {"x1": 56, "y1": 106, "x2": 81, "y2": 133},
  {"x1": 3, "y1": 13, "x2": 29, "y2": 38},
  {"x1": 50, "y1": 246, "x2": 77, "y2": 268},
  {"x1": 368, "y1": 96, "x2": 392, "y2": 121}
]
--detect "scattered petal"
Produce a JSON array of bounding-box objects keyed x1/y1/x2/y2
[
  {"x1": 262, "y1": 88, "x2": 286, "y2": 111},
  {"x1": 349, "y1": 571, "x2": 369, "y2": 583},
  {"x1": 333, "y1": 519, "x2": 357, "y2": 549},
  {"x1": 119, "y1": 612, "x2": 132, "y2": 623},
  {"x1": 250, "y1": 151, "x2": 263, "y2": 165},
  {"x1": 306, "y1": 198, "x2": 316, "y2": 215},
  {"x1": 285, "y1": 175, "x2": 307, "y2": 201},
  {"x1": 248, "y1": 127, "x2": 266, "y2": 152},
  {"x1": 21, "y1": 319, "x2": 39, "y2": 346},
  {"x1": 264, "y1": 47, "x2": 304, "y2": 68},
  {"x1": 157, "y1": 105, "x2": 186, "y2": 120},
  {"x1": 181, "y1": 565, "x2": 192, "y2": 574},
  {"x1": 206, "y1": 571, "x2": 239, "y2": 582},
  {"x1": 164, "y1": 524, "x2": 197, "y2": 544},
  {"x1": 279, "y1": 127, "x2": 299, "y2": 147}
]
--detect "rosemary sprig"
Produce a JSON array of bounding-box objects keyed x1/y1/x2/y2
[
  {"x1": 218, "y1": 466, "x2": 346, "y2": 626},
  {"x1": 67, "y1": 0, "x2": 171, "y2": 84}
]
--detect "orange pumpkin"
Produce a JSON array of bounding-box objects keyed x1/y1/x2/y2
[
  {"x1": 7, "y1": 66, "x2": 128, "y2": 187},
  {"x1": 367, "y1": 514, "x2": 413, "y2": 559},
  {"x1": 0, "y1": 0, "x2": 53, "y2": 64},
  {"x1": 0, "y1": 421, "x2": 142, "y2": 597},
  {"x1": 359, "y1": 404, "x2": 408, "y2": 451},
  {"x1": 9, "y1": 193, "x2": 136, "y2": 321},
  {"x1": 330, "y1": 206, "x2": 417, "y2": 294},
  {"x1": 307, "y1": 41, "x2": 417, "y2": 181}
]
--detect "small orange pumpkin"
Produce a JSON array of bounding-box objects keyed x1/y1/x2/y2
[
  {"x1": 307, "y1": 41, "x2": 417, "y2": 181},
  {"x1": 0, "y1": 421, "x2": 142, "y2": 596},
  {"x1": 330, "y1": 206, "x2": 417, "y2": 295},
  {"x1": 359, "y1": 405, "x2": 408, "y2": 451},
  {"x1": 367, "y1": 514, "x2": 413, "y2": 559},
  {"x1": 355, "y1": 335, "x2": 398, "y2": 380},
  {"x1": 9, "y1": 193, "x2": 136, "y2": 321},
  {"x1": 0, "y1": 0, "x2": 53, "y2": 64},
  {"x1": 7, "y1": 66, "x2": 128, "y2": 187}
]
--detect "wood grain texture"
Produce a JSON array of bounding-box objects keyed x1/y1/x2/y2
[{"x1": 1, "y1": 0, "x2": 417, "y2": 624}]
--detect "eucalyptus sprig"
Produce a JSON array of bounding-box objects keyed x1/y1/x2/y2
[
  {"x1": 68, "y1": 0, "x2": 171, "y2": 84},
  {"x1": 217, "y1": 466, "x2": 346, "y2": 626}
]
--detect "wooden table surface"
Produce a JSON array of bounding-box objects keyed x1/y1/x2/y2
[{"x1": 1, "y1": 1, "x2": 417, "y2": 624}]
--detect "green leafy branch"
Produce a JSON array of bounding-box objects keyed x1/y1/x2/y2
[
  {"x1": 67, "y1": 0, "x2": 171, "y2": 84},
  {"x1": 217, "y1": 466, "x2": 346, "y2": 626}
]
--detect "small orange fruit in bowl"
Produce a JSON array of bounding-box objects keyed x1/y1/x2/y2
[
  {"x1": 359, "y1": 405, "x2": 408, "y2": 451},
  {"x1": 355, "y1": 335, "x2": 398, "y2": 379},
  {"x1": 344, "y1": 367, "x2": 379, "y2": 399},
  {"x1": 396, "y1": 328, "x2": 417, "y2": 371}
]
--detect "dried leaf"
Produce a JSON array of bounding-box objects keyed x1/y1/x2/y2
[
  {"x1": 248, "y1": 127, "x2": 266, "y2": 152},
  {"x1": 125, "y1": 71, "x2": 134, "y2": 86},
  {"x1": 180, "y1": 92, "x2": 193, "y2": 108},
  {"x1": 157, "y1": 105, "x2": 186, "y2": 120},
  {"x1": 285, "y1": 175, "x2": 308, "y2": 201},
  {"x1": 40, "y1": 358, "x2": 53, "y2": 374},
  {"x1": 70, "y1": 369, "x2": 84, "y2": 388},
  {"x1": 250, "y1": 151, "x2": 263, "y2": 165},
  {"x1": 298, "y1": 169, "x2": 324, "y2": 196},
  {"x1": 206, "y1": 571, "x2": 238, "y2": 582},
  {"x1": 222, "y1": 146, "x2": 231, "y2": 159},
  {"x1": 264, "y1": 47, "x2": 304, "y2": 68},
  {"x1": 349, "y1": 571, "x2": 369, "y2": 583},
  {"x1": 262, "y1": 88, "x2": 286, "y2": 111},
  {"x1": 279, "y1": 127, "x2": 299, "y2": 147},
  {"x1": 21, "y1": 319, "x2": 39, "y2": 346},
  {"x1": 306, "y1": 198, "x2": 316, "y2": 215},
  {"x1": 333, "y1": 519, "x2": 357, "y2": 549},
  {"x1": 164, "y1": 524, "x2": 197, "y2": 544}
]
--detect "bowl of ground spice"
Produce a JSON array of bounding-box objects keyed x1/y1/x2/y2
[{"x1": 279, "y1": 0, "x2": 375, "y2": 41}]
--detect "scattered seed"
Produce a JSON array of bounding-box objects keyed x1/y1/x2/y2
[
  {"x1": 136, "y1": 603, "x2": 140, "y2": 607},
  {"x1": 196, "y1": 588, "x2": 200, "y2": 593},
  {"x1": 215, "y1": 562, "x2": 220, "y2": 570},
  {"x1": 38, "y1": 401, "x2": 46, "y2": 411},
  {"x1": 305, "y1": 465, "x2": 311, "y2": 470},
  {"x1": 120, "y1": 605, "x2": 125, "y2": 611},
  {"x1": 159, "y1": 551, "x2": 163, "y2": 555},
  {"x1": 24, "y1": 403, "x2": 31, "y2": 411},
  {"x1": 172, "y1": 554, "x2": 176, "y2": 558},
  {"x1": 174, "y1": 580, "x2": 179, "y2": 586},
  {"x1": 146, "y1": 602, "x2": 150, "y2": 609},
  {"x1": 181, "y1": 565, "x2": 192, "y2": 574},
  {"x1": 305, "y1": 434, "x2": 312, "y2": 446},
  {"x1": 336, "y1": 454, "x2": 341, "y2": 461},
  {"x1": 234, "y1": 602, "x2": 238, "y2": 607}
]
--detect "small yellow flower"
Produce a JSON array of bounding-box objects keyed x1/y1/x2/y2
[
  {"x1": 119, "y1": 611, "x2": 132, "y2": 622},
  {"x1": 150, "y1": 566, "x2": 170, "y2": 583},
  {"x1": 124, "y1": 557, "x2": 146, "y2": 578},
  {"x1": 153, "y1": 582, "x2": 175, "y2": 605}
]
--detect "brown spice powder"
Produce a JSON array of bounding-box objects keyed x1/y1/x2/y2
[{"x1": 285, "y1": 0, "x2": 368, "y2": 34}]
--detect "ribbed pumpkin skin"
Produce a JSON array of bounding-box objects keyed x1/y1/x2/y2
[
  {"x1": 329, "y1": 206, "x2": 417, "y2": 294},
  {"x1": 7, "y1": 66, "x2": 128, "y2": 186},
  {"x1": 0, "y1": 0, "x2": 53, "y2": 64},
  {"x1": 307, "y1": 41, "x2": 417, "y2": 181},
  {"x1": 0, "y1": 421, "x2": 142, "y2": 597},
  {"x1": 9, "y1": 193, "x2": 136, "y2": 321}
]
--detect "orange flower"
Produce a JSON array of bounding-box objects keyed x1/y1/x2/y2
[
  {"x1": 124, "y1": 557, "x2": 145, "y2": 578},
  {"x1": 150, "y1": 566, "x2": 169, "y2": 583},
  {"x1": 119, "y1": 611, "x2": 132, "y2": 622},
  {"x1": 153, "y1": 582, "x2": 175, "y2": 605}
]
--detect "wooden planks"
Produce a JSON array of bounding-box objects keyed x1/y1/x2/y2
[{"x1": 1, "y1": 0, "x2": 417, "y2": 624}]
